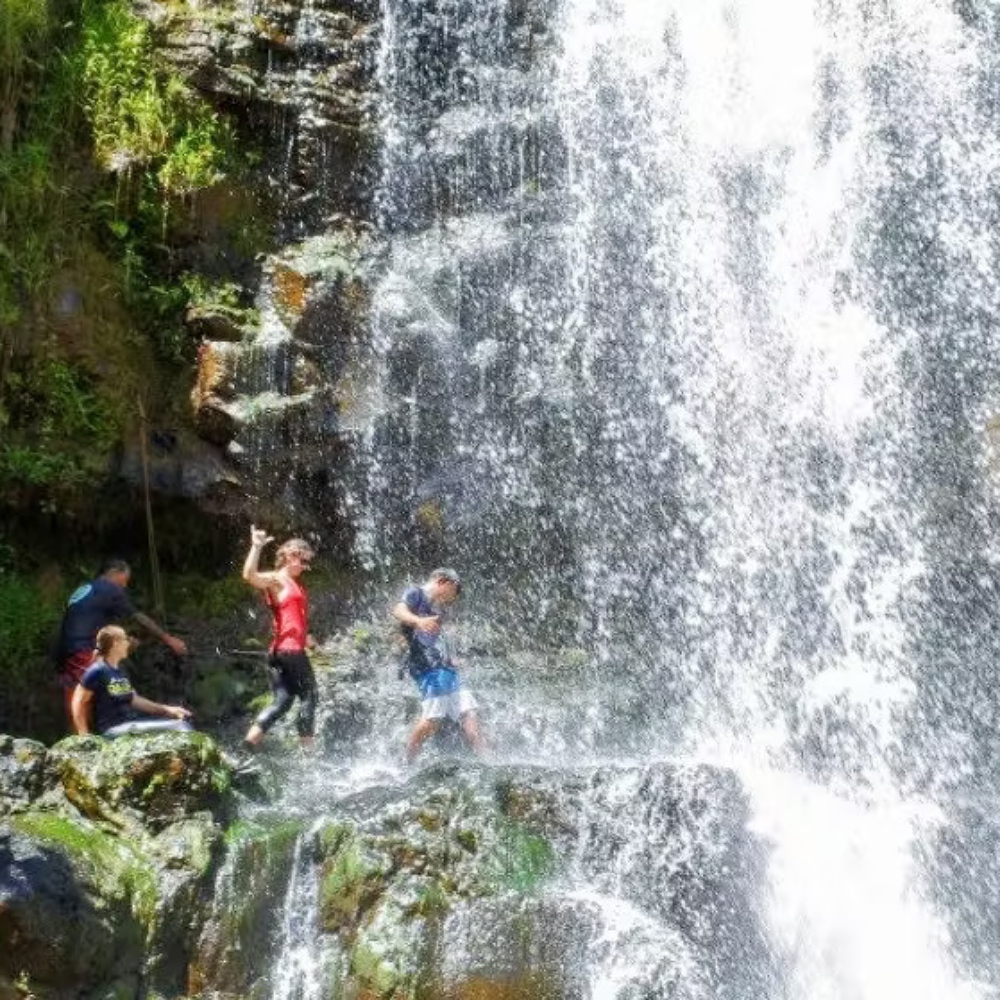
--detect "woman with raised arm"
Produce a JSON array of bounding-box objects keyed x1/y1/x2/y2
[{"x1": 241, "y1": 525, "x2": 318, "y2": 751}]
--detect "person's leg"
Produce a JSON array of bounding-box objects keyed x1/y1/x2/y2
[
  {"x1": 459, "y1": 711, "x2": 486, "y2": 756},
  {"x1": 453, "y1": 689, "x2": 485, "y2": 756},
  {"x1": 406, "y1": 718, "x2": 440, "y2": 762},
  {"x1": 63, "y1": 684, "x2": 76, "y2": 722},
  {"x1": 246, "y1": 661, "x2": 294, "y2": 746},
  {"x1": 290, "y1": 652, "x2": 318, "y2": 750},
  {"x1": 104, "y1": 718, "x2": 194, "y2": 738},
  {"x1": 59, "y1": 650, "x2": 95, "y2": 729}
]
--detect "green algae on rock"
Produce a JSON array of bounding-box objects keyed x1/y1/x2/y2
[{"x1": 48, "y1": 730, "x2": 232, "y2": 830}]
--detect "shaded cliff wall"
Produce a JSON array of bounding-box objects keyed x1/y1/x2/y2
[{"x1": 0, "y1": 0, "x2": 380, "y2": 739}]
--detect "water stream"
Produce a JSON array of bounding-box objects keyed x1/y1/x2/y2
[{"x1": 260, "y1": 0, "x2": 1000, "y2": 996}]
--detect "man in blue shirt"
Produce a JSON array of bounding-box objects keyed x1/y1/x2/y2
[
  {"x1": 55, "y1": 558, "x2": 188, "y2": 722},
  {"x1": 392, "y1": 567, "x2": 485, "y2": 763}
]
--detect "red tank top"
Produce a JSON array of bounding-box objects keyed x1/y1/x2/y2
[{"x1": 266, "y1": 577, "x2": 308, "y2": 653}]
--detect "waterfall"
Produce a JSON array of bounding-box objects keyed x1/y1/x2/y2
[
  {"x1": 270, "y1": 825, "x2": 336, "y2": 1000},
  {"x1": 338, "y1": 0, "x2": 1000, "y2": 996}
]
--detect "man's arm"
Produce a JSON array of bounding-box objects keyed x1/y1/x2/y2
[
  {"x1": 71, "y1": 686, "x2": 94, "y2": 735},
  {"x1": 243, "y1": 525, "x2": 280, "y2": 592},
  {"x1": 131, "y1": 693, "x2": 193, "y2": 721},
  {"x1": 391, "y1": 601, "x2": 440, "y2": 635},
  {"x1": 132, "y1": 612, "x2": 188, "y2": 656}
]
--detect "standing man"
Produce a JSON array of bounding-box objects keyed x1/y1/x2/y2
[
  {"x1": 242, "y1": 526, "x2": 318, "y2": 750},
  {"x1": 55, "y1": 558, "x2": 188, "y2": 722},
  {"x1": 392, "y1": 567, "x2": 485, "y2": 763}
]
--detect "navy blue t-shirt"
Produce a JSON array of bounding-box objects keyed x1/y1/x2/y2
[
  {"x1": 80, "y1": 660, "x2": 138, "y2": 733},
  {"x1": 56, "y1": 579, "x2": 136, "y2": 661},
  {"x1": 400, "y1": 587, "x2": 460, "y2": 698}
]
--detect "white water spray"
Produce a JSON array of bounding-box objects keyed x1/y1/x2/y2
[{"x1": 351, "y1": 0, "x2": 1000, "y2": 996}]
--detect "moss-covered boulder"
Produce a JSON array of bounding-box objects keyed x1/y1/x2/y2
[
  {"x1": 308, "y1": 764, "x2": 571, "y2": 999},
  {"x1": 0, "y1": 812, "x2": 156, "y2": 1000},
  {"x1": 299, "y1": 760, "x2": 766, "y2": 1000},
  {"x1": 48, "y1": 731, "x2": 233, "y2": 831},
  {"x1": 189, "y1": 818, "x2": 306, "y2": 997},
  {"x1": 0, "y1": 731, "x2": 238, "y2": 1000}
]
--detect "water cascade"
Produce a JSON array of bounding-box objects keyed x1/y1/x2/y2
[
  {"x1": 236, "y1": 0, "x2": 1000, "y2": 1000},
  {"x1": 331, "y1": 0, "x2": 1000, "y2": 997}
]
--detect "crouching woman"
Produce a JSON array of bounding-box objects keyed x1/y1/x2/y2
[{"x1": 71, "y1": 625, "x2": 193, "y2": 738}]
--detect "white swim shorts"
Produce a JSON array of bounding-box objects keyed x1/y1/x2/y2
[{"x1": 421, "y1": 688, "x2": 477, "y2": 722}]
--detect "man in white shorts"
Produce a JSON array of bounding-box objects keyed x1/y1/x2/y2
[{"x1": 392, "y1": 568, "x2": 485, "y2": 763}]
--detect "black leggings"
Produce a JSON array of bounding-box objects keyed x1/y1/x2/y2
[{"x1": 255, "y1": 651, "x2": 317, "y2": 737}]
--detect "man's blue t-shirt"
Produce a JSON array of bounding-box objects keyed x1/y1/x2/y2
[
  {"x1": 80, "y1": 661, "x2": 138, "y2": 734},
  {"x1": 400, "y1": 586, "x2": 461, "y2": 699},
  {"x1": 56, "y1": 579, "x2": 136, "y2": 661}
]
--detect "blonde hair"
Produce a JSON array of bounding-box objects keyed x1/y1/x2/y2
[
  {"x1": 95, "y1": 625, "x2": 128, "y2": 657},
  {"x1": 276, "y1": 538, "x2": 315, "y2": 567}
]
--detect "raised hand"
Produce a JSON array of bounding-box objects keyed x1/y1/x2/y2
[{"x1": 250, "y1": 525, "x2": 275, "y2": 548}]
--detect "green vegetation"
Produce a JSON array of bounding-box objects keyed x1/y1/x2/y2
[
  {"x1": 0, "y1": 0, "x2": 264, "y2": 515},
  {"x1": 12, "y1": 811, "x2": 159, "y2": 926},
  {"x1": 0, "y1": 1, "x2": 272, "y2": 744},
  {"x1": 0, "y1": 569, "x2": 63, "y2": 738},
  {"x1": 79, "y1": 0, "x2": 232, "y2": 194},
  {"x1": 486, "y1": 819, "x2": 556, "y2": 894},
  {"x1": 164, "y1": 572, "x2": 249, "y2": 620},
  {"x1": 0, "y1": 570, "x2": 61, "y2": 671},
  {"x1": 0, "y1": 357, "x2": 118, "y2": 493}
]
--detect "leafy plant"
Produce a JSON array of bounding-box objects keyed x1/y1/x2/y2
[
  {"x1": 0, "y1": 358, "x2": 118, "y2": 493},
  {"x1": 0, "y1": 571, "x2": 60, "y2": 670},
  {"x1": 77, "y1": 0, "x2": 233, "y2": 195},
  {"x1": 0, "y1": 0, "x2": 57, "y2": 151}
]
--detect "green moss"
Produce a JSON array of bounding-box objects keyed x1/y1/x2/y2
[
  {"x1": 224, "y1": 816, "x2": 301, "y2": 851},
  {"x1": 454, "y1": 828, "x2": 478, "y2": 853},
  {"x1": 224, "y1": 818, "x2": 263, "y2": 846},
  {"x1": 484, "y1": 819, "x2": 556, "y2": 895},
  {"x1": 408, "y1": 881, "x2": 448, "y2": 919},
  {"x1": 351, "y1": 626, "x2": 374, "y2": 651},
  {"x1": 319, "y1": 830, "x2": 389, "y2": 932},
  {"x1": 11, "y1": 811, "x2": 158, "y2": 928},
  {"x1": 349, "y1": 895, "x2": 427, "y2": 1000},
  {"x1": 351, "y1": 937, "x2": 406, "y2": 999}
]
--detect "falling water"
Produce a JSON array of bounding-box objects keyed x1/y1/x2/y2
[
  {"x1": 270, "y1": 826, "x2": 335, "y2": 1000},
  {"x1": 336, "y1": 0, "x2": 1000, "y2": 997}
]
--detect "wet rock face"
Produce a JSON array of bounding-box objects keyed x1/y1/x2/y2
[
  {"x1": 189, "y1": 819, "x2": 306, "y2": 997},
  {"x1": 147, "y1": 0, "x2": 379, "y2": 228},
  {"x1": 0, "y1": 733, "x2": 238, "y2": 1000},
  {"x1": 0, "y1": 737, "x2": 47, "y2": 814},
  {"x1": 197, "y1": 227, "x2": 379, "y2": 542},
  {"x1": 287, "y1": 761, "x2": 770, "y2": 1000},
  {"x1": 117, "y1": 0, "x2": 383, "y2": 536}
]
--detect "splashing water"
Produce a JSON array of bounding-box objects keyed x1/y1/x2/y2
[{"x1": 330, "y1": 0, "x2": 1000, "y2": 997}]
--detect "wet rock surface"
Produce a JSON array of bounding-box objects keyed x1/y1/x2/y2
[
  {"x1": 0, "y1": 632, "x2": 776, "y2": 1000},
  {"x1": 0, "y1": 732, "x2": 237, "y2": 1000},
  {"x1": 187, "y1": 756, "x2": 770, "y2": 1000}
]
